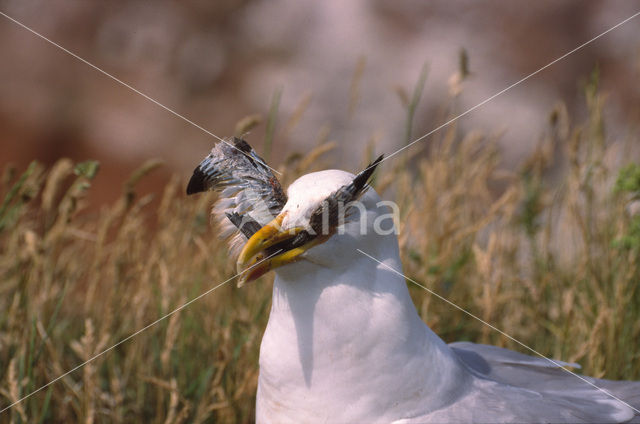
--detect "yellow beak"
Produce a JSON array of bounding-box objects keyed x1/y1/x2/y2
[{"x1": 236, "y1": 213, "x2": 327, "y2": 287}]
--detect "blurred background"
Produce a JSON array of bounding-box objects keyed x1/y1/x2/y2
[
  {"x1": 2, "y1": 2, "x2": 640, "y2": 422},
  {"x1": 1, "y1": 0, "x2": 639, "y2": 203}
]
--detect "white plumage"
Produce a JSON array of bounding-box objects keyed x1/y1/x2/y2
[
  {"x1": 255, "y1": 170, "x2": 640, "y2": 423},
  {"x1": 187, "y1": 141, "x2": 640, "y2": 423}
]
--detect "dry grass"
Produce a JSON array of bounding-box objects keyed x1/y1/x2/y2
[{"x1": 1, "y1": 73, "x2": 640, "y2": 423}]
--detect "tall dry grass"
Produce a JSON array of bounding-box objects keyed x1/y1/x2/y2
[{"x1": 1, "y1": 72, "x2": 639, "y2": 423}]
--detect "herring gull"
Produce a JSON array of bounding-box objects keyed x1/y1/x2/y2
[{"x1": 187, "y1": 138, "x2": 640, "y2": 423}]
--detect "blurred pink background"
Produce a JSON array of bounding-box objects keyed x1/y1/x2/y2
[{"x1": 1, "y1": 0, "x2": 639, "y2": 203}]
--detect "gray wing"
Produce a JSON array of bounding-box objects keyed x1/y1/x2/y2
[
  {"x1": 437, "y1": 341, "x2": 640, "y2": 423},
  {"x1": 187, "y1": 137, "x2": 286, "y2": 255}
]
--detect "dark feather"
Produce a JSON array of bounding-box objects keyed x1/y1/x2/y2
[
  {"x1": 226, "y1": 212, "x2": 262, "y2": 239},
  {"x1": 187, "y1": 137, "x2": 287, "y2": 255},
  {"x1": 186, "y1": 167, "x2": 207, "y2": 195},
  {"x1": 349, "y1": 155, "x2": 384, "y2": 198},
  {"x1": 309, "y1": 155, "x2": 383, "y2": 234}
]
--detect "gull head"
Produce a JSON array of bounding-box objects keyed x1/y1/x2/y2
[{"x1": 236, "y1": 156, "x2": 383, "y2": 286}]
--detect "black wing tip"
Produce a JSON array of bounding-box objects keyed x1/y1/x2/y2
[
  {"x1": 362, "y1": 154, "x2": 384, "y2": 178},
  {"x1": 371, "y1": 154, "x2": 384, "y2": 167},
  {"x1": 186, "y1": 166, "x2": 207, "y2": 195},
  {"x1": 353, "y1": 154, "x2": 384, "y2": 191},
  {"x1": 232, "y1": 137, "x2": 253, "y2": 153}
]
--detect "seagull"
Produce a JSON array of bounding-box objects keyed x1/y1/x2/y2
[{"x1": 187, "y1": 138, "x2": 640, "y2": 423}]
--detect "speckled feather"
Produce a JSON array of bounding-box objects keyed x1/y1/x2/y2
[{"x1": 186, "y1": 138, "x2": 287, "y2": 256}]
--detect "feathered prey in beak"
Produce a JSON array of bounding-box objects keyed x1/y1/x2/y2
[{"x1": 187, "y1": 137, "x2": 383, "y2": 286}]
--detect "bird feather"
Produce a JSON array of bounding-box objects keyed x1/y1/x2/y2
[{"x1": 186, "y1": 138, "x2": 287, "y2": 256}]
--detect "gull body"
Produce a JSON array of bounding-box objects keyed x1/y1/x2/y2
[
  {"x1": 185, "y1": 143, "x2": 639, "y2": 423},
  {"x1": 255, "y1": 170, "x2": 640, "y2": 423}
]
